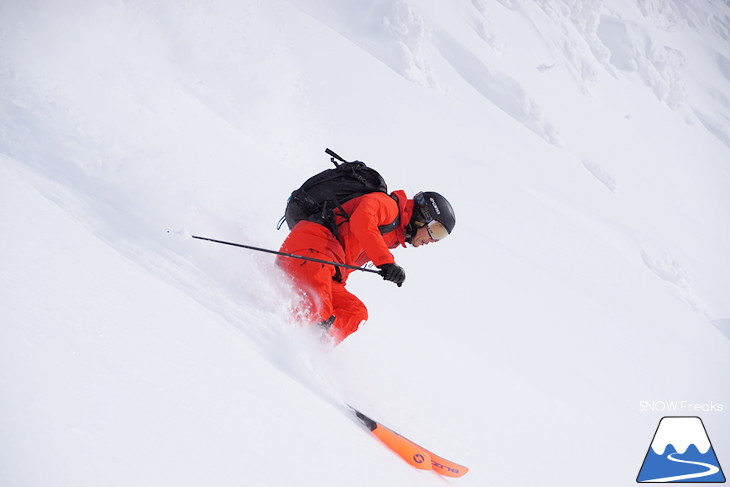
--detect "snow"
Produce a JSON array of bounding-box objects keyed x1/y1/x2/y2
[
  {"x1": 1, "y1": 1, "x2": 729, "y2": 486},
  {"x1": 650, "y1": 417, "x2": 711, "y2": 455}
]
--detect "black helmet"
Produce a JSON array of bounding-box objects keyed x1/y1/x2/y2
[{"x1": 408, "y1": 191, "x2": 456, "y2": 241}]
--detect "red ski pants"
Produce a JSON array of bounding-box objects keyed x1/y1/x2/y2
[{"x1": 278, "y1": 248, "x2": 368, "y2": 344}]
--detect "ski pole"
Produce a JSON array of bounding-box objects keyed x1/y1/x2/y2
[{"x1": 191, "y1": 235, "x2": 382, "y2": 274}]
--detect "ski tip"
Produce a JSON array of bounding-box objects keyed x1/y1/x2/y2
[{"x1": 431, "y1": 458, "x2": 469, "y2": 478}]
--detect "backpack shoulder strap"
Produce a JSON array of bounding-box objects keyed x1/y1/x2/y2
[
  {"x1": 378, "y1": 215, "x2": 400, "y2": 234},
  {"x1": 377, "y1": 193, "x2": 401, "y2": 235}
]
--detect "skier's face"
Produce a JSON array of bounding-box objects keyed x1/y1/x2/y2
[{"x1": 410, "y1": 226, "x2": 436, "y2": 247}]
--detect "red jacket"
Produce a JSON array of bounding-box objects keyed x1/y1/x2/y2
[
  {"x1": 280, "y1": 190, "x2": 414, "y2": 283},
  {"x1": 335, "y1": 190, "x2": 412, "y2": 270}
]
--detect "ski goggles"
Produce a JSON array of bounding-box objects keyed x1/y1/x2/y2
[
  {"x1": 425, "y1": 219, "x2": 449, "y2": 241},
  {"x1": 414, "y1": 192, "x2": 449, "y2": 241}
]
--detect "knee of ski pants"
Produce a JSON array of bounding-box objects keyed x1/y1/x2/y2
[{"x1": 329, "y1": 281, "x2": 368, "y2": 343}]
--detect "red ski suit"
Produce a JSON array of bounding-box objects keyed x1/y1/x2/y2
[{"x1": 278, "y1": 190, "x2": 414, "y2": 343}]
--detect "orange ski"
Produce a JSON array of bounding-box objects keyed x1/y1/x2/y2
[
  {"x1": 420, "y1": 445, "x2": 469, "y2": 478},
  {"x1": 371, "y1": 420, "x2": 433, "y2": 470},
  {"x1": 351, "y1": 408, "x2": 469, "y2": 478}
]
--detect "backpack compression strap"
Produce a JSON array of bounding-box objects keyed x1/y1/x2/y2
[{"x1": 325, "y1": 148, "x2": 350, "y2": 167}]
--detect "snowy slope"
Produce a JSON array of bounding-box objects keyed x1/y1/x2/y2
[{"x1": 2, "y1": 1, "x2": 729, "y2": 486}]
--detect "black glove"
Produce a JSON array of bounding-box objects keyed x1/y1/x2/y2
[{"x1": 379, "y1": 263, "x2": 406, "y2": 287}]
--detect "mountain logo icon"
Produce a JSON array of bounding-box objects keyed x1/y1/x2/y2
[{"x1": 637, "y1": 416, "x2": 725, "y2": 483}]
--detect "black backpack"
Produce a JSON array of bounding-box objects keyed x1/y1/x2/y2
[{"x1": 277, "y1": 148, "x2": 399, "y2": 236}]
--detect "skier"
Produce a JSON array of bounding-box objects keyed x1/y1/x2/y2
[{"x1": 277, "y1": 190, "x2": 455, "y2": 344}]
